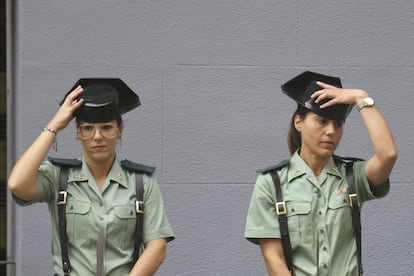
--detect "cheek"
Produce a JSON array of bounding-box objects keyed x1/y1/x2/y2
[{"x1": 336, "y1": 130, "x2": 343, "y2": 140}]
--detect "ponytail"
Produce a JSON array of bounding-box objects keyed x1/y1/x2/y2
[{"x1": 287, "y1": 104, "x2": 309, "y2": 155}]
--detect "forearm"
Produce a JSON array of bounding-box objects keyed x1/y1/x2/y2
[
  {"x1": 129, "y1": 239, "x2": 167, "y2": 276},
  {"x1": 8, "y1": 128, "x2": 57, "y2": 200},
  {"x1": 260, "y1": 239, "x2": 292, "y2": 276},
  {"x1": 8, "y1": 86, "x2": 85, "y2": 200},
  {"x1": 263, "y1": 255, "x2": 291, "y2": 276},
  {"x1": 359, "y1": 104, "x2": 398, "y2": 185}
]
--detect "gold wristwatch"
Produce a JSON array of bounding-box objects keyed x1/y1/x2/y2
[{"x1": 356, "y1": 97, "x2": 375, "y2": 112}]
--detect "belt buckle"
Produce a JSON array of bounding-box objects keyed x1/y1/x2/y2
[
  {"x1": 276, "y1": 201, "x2": 287, "y2": 215},
  {"x1": 136, "y1": 200, "x2": 145, "y2": 214},
  {"x1": 349, "y1": 193, "x2": 359, "y2": 208},
  {"x1": 57, "y1": 191, "x2": 67, "y2": 205}
]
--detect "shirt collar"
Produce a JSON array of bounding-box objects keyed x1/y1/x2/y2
[
  {"x1": 67, "y1": 157, "x2": 129, "y2": 188},
  {"x1": 287, "y1": 150, "x2": 343, "y2": 182}
]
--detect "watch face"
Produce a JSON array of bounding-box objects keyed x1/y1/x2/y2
[{"x1": 365, "y1": 97, "x2": 374, "y2": 105}]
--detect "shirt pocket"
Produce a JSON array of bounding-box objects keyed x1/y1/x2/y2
[
  {"x1": 327, "y1": 194, "x2": 353, "y2": 234},
  {"x1": 286, "y1": 201, "x2": 312, "y2": 245},
  {"x1": 66, "y1": 200, "x2": 92, "y2": 246},
  {"x1": 110, "y1": 205, "x2": 136, "y2": 248}
]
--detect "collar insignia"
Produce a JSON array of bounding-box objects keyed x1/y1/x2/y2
[{"x1": 117, "y1": 172, "x2": 124, "y2": 181}]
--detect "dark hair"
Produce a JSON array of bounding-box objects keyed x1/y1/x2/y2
[
  {"x1": 288, "y1": 104, "x2": 310, "y2": 155},
  {"x1": 76, "y1": 115, "x2": 123, "y2": 127}
]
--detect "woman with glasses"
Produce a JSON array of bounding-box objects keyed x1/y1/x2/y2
[{"x1": 8, "y1": 78, "x2": 174, "y2": 276}]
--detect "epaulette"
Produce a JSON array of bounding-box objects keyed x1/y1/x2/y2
[
  {"x1": 120, "y1": 159, "x2": 156, "y2": 175},
  {"x1": 48, "y1": 157, "x2": 82, "y2": 167},
  {"x1": 256, "y1": 159, "x2": 290, "y2": 174},
  {"x1": 333, "y1": 155, "x2": 364, "y2": 164}
]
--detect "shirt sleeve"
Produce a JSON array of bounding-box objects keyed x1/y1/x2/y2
[
  {"x1": 353, "y1": 160, "x2": 390, "y2": 204},
  {"x1": 13, "y1": 161, "x2": 60, "y2": 206},
  {"x1": 244, "y1": 174, "x2": 281, "y2": 245},
  {"x1": 142, "y1": 174, "x2": 175, "y2": 243}
]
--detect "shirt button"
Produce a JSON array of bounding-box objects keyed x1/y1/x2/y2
[
  {"x1": 323, "y1": 264, "x2": 328, "y2": 269},
  {"x1": 99, "y1": 202, "x2": 104, "y2": 207},
  {"x1": 320, "y1": 229, "x2": 324, "y2": 234},
  {"x1": 317, "y1": 193, "x2": 322, "y2": 198},
  {"x1": 318, "y1": 211, "x2": 322, "y2": 215},
  {"x1": 323, "y1": 246, "x2": 327, "y2": 251}
]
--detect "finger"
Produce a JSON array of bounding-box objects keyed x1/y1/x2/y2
[
  {"x1": 64, "y1": 86, "x2": 83, "y2": 104},
  {"x1": 316, "y1": 81, "x2": 338, "y2": 90},
  {"x1": 311, "y1": 90, "x2": 331, "y2": 103},
  {"x1": 319, "y1": 98, "x2": 339, "y2": 108}
]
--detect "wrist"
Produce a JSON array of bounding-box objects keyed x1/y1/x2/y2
[
  {"x1": 354, "y1": 90, "x2": 369, "y2": 105},
  {"x1": 356, "y1": 96, "x2": 375, "y2": 112},
  {"x1": 43, "y1": 127, "x2": 57, "y2": 136}
]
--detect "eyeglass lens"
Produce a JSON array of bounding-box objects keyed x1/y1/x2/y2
[{"x1": 78, "y1": 124, "x2": 118, "y2": 139}]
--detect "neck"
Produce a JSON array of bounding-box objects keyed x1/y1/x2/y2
[
  {"x1": 84, "y1": 155, "x2": 116, "y2": 188},
  {"x1": 299, "y1": 149, "x2": 329, "y2": 178}
]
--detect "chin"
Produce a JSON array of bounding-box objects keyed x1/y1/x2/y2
[
  {"x1": 88, "y1": 153, "x2": 112, "y2": 163},
  {"x1": 319, "y1": 149, "x2": 335, "y2": 158}
]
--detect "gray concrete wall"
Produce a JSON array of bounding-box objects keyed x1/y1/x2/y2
[{"x1": 11, "y1": 1, "x2": 414, "y2": 275}]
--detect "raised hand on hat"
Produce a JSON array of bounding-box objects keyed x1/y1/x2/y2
[
  {"x1": 310, "y1": 81, "x2": 368, "y2": 108},
  {"x1": 47, "y1": 85, "x2": 84, "y2": 132},
  {"x1": 8, "y1": 86, "x2": 84, "y2": 201}
]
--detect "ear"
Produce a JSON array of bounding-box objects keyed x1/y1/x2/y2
[
  {"x1": 75, "y1": 129, "x2": 81, "y2": 140},
  {"x1": 118, "y1": 124, "x2": 124, "y2": 138},
  {"x1": 294, "y1": 114, "x2": 303, "y2": 132}
]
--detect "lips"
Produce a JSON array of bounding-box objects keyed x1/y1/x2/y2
[
  {"x1": 92, "y1": 145, "x2": 106, "y2": 151},
  {"x1": 320, "y1": 141, "x2": 335, "y2": 148}
]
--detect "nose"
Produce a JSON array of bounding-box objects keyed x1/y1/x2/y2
[
  {"x1": 325, "y1": 121, "x2": 337, "y2": 135},
  {"x1": 93, "y1": 128, "x2": 104, "y2": 140}
]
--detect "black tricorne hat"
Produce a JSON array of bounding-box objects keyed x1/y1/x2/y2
[
  {"x1": 281, "y1": 71, "x2": 353, "y2": 122},
  {"x1": 62, "y1": 78, "x2": 141, "y2": 122}
]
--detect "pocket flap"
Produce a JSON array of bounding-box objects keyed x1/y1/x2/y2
[
  {"x1": 328, "y1": 194, "x2": 349, "y2": 209},
  {"x1": 286, "y1": 201, "x2": 311, "y2": 217},
  {"x1": 66, "y1": 200, "x2": 91, "y2": 214},
  {"x1": 114, "y1": 205, "x2": 136, "y2": 219}
]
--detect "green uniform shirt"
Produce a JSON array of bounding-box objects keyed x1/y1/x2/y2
[
  {"x1": 14, "y1": 157, "x2": 174, "y2": 276},
  {"x1": 245, "y1": 151, "x2": 389, "y2": 276}
]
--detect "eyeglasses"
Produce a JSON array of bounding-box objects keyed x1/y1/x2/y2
[{"x1": 77, "y1": 124, "x2": 119, "y2": 140}]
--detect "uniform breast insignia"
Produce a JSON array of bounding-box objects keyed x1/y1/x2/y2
[{"x1": 336, "y1": 188, "x2": 347, "y2": 194}]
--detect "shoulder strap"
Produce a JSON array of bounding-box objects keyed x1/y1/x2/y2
[
  {"x1": 51, "y1": 157, "x2": 81, "y2": 275},
  {"x1": 261, "y1": 159, "x2": 294, "y2": 274},
  {"x1": 345, "y1": 162, "x2": 363, "y2": 276},
  {"x1": 269, "y1": 170, "x2": 295, "y2": 275},
  {"x1": 120, "y1": 160, "x2": 152, "y2": 270},
  {"x1": 57, "y1": 166, "x2": 71, "y2": 275},
  {"x1": 130, "y1": 173, "x2": 144, "y2": 270},
  {"x1": 120, "y1": 159, "x2": 156, "y2": 268}
]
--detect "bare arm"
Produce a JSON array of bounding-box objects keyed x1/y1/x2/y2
[
  {"x1": 8, "y1": 86, "x2": 84, "y2": 200},
  {"x1": 129, "y1": 238, "x2": 167, "y2": 276},
  {"x1": 259, "y1": 238, "x2": 292, "y2": 276},
  {"x1": 312, "y1": 82, "x2": 398, "y2": 186}
]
